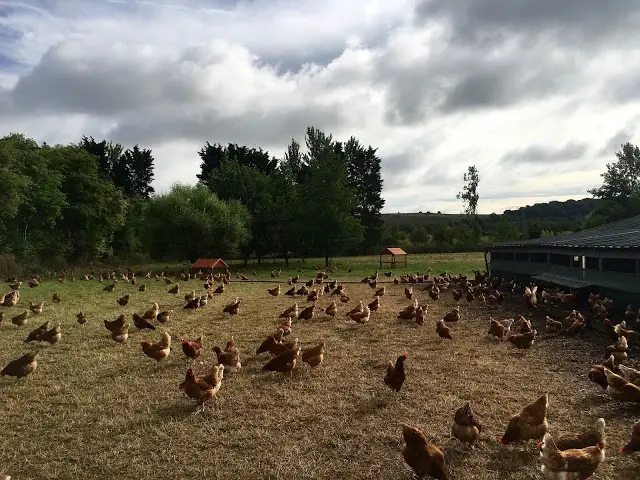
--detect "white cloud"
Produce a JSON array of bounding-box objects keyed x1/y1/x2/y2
[{"x1": 1, "y1": 0, "x2": 639, "y2": 213}]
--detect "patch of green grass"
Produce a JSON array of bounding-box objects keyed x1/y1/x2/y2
[
  {"x1": 0, "y1": 267, "x2": 637, "y2": 479},
  {"x1": 224, "y1": 252, "x2": 486, "y2": 281}
]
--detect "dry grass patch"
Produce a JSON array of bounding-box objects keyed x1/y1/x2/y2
[{"x1": 0, "y1": 277, "x2": 639, "y2": 479}]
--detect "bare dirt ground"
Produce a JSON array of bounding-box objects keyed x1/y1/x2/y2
[{"x1": 0, "y1": 276, "x2": 638, "y2": 480}]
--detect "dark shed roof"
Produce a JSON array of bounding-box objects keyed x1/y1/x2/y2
[
  {"x1": 191, "y1": 258, "x2": 228, "y2": 269},
  {"x1": 489, "y1": 214, "x2": 640, "y2": 250}
]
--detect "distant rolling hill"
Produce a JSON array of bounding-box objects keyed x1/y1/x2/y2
[
  {"x1": 382, "y1": 212, "x2": 491, "y2": 227},
  {"x1": 383, "y1": 198, "x2": 602, "y2": 226}
]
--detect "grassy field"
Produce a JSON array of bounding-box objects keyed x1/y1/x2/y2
[
  {"x1": 1, "y1": 261, "x2": 639, "y2": 479},
  {"x1": 125, "y1": 252, "x2": 486, "y2": 282}
]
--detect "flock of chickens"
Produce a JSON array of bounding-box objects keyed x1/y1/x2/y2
[{"x1": 1, "y1": 267, "x2": 640, "y2": 479}]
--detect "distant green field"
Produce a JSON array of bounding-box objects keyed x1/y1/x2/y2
[
  {"x1": 41, "y1": 253, "x2": 485, "y2": 282},
  {"x1": 212, "y1": 252, "x2": 485, "y2": 280},
  {"x1": 382, "y1": 212, "x2": 492, "y2": 227}
]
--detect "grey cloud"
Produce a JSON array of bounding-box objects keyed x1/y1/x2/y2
[
  {"x1": 105, "y1": 102, "x2": 347, "y2": 149},
  {"x1": 600, "y1": 127, "x2": 636, "y2": 156},
  {"x1": 500, "y1": 143, "x2": 587, "y2": 165},
  {"x1": 421, "y1": 167, "x2": 457, "y2": 186},
  {"x1": 415, "y1": 0, "x2": 640, "y2": 46},
  {"x1": 375, "y1": 40, "x2": 582, "y2": 123},
  {"x1": 482, "y1": 188, "x2": 590, "y2": 201},
  {"x1": 380, "y1": 153, "x2": 422, "y2": 190},
  {"x1": 604, "y1": 72, "x2": 640, "y2": 105},
  {"x1": 386, "y1": 0, "x2": 640, "y2": 122},
  {"x1": 7, "y1": 42, "x2": 200, "y2": 116}
]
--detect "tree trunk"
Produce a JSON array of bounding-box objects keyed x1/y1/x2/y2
[{"x1": 325, "y1": 254, "x2": 329, "y2": 268}]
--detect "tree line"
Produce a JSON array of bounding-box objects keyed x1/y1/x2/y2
[
  {"x1": 385, "y1": 141, "x2": 640, "y2": 252},
  {"x1": 0, "y1": 127, "x2": 384, "y2": 270},
  {"x1": 1, "y1": 126, "x2": 637, "y2": 271}
]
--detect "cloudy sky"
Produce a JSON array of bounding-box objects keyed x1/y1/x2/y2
[{"x1": 1, "y1": 0, "x2": 639, "y2": 214}]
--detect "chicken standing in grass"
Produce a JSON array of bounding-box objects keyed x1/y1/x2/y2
[
  {"x1": 499, "y1": 393, "x2": 549, "y2": 445},
  {"x1": 489, "y1": 318, "x2": 514, "y2": 339},
  {"x1": 277, "y1": 318, "x2": 292, "y2": 336},
  {"x1": 179, "y1": 365, "x2": 224, "y2": 411},
  {"x1": 133, "y1": 313, "x2": 156, "y2": 330},
  {"x1": 157, "y1": 310, "x2": 172, "y2": 323},
  {"x1": 401, "y1": 424, "x2": 448, "y2": 480},
  {"x1": 545, "y1": 316, "x2": 564, "y2": 334},
  {"x1": 349, "y1": 305, "x2": 370, "y2": 324},
  {"x1": 11, "y1": 310, "x2": 29, "y2": 327},
  {"x1": 452, "y1": 402, "x2": 482, "y2": 447},
  {"x1": 142, "y1": 302, "x2": 159, "y2": 321},
  {"x1": 298, "y1": 305, "x2": 315, "y2": 320},
  {"x1": 181, "y1": 335, "x2": 204, "y2": 361},
  {"x1": 606, "y1": 336, "x2": 628, "y2": 363},
  {"x1": 325, "y1": 301, "x2": 337, "y2": 318},
  {"x1": 267, "y1": 285, "x2": 280, "y2": 297},
  {"x1": 262, "y1": 347, "x2": 300, "y2": 373},
  {"x1": 368, "y1": 296, "x2": 380, "y2": 312},
  {"x1": 117, "y1": 293, "x2": 130, "y2": 306},
  {"x1": 508, "y1": 329, "x2": 537, "y2": 349},
  {"x1": 40, "y1": 324, "x2": 61, "y2": 345},
  {"x1": 384, "y1": 353, "x2": 407, "y2": 392},
  {"x1": 76, "y1": 312, "x2": 88, "y2": 325},
  {"x1": 111, "y1": 324, "x2": 129, "y2": 344},
  {"x1": 539, "y1": 432, "x2": 605, "y2": 479},
  {"x1": 141, "y1": 332, "x2": 171, "y2": 361},
  {"x1": 443, "y1": 306, "x2": 460, "y2": 322},
  {"x1": 29, "y1": 301, "x2": 44, "y2": 315},
  {"x1": 24, "y1": 321, "x2": 50, "y2": 343},
  {"x1": 301, "y1": 342, "x2": 325, "y2": 368},
  {"x1": 1, "y1": 352, "x2": 39, "y2": 379},
  {"x1": 279, "y1": 303, "x2": 298, "y2": 319},
  {"x1": 223, "y1": 297, "x2": 240, "y2": 316},
  {"x1": 554, "y1": 418, "x2": 606, "y2": 451},
  {"x1": 621, "y1": 420, "x2": 640, "y2": 453},
  {"x1": 603, "y1": 368, "x2": 640, "y2": 402},
  {"x1": 436, "y1": 319, "x2": 452, "y2": 340},
  {"x1": 213, "y1": 341, "x2": 241, "y2": 373}
]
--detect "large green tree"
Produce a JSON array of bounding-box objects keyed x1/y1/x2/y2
[
  {"x1": 144, "y1": 184, "x2": 251, "y2": 262},
  {"x1": 112, "y1": 145, "x2": 156, "y2": 198},
  {"x1": 344, "y1": 137, "x2": 385, "y2": 253},
  {"x1": 584, "y1": 142, "x2": 640, "y2": 227},
  {"x1": 79, "y1": 137, "x2": 155, "y2": 198},
  {"x1": 197, "y1": 142, "x2": 277, "y2": 181},
  {"x1": 47, "y1": 145, "x2": 127, "y2": 260},
  {"x1": 298, "y1": 127, "x2": 364, "y2": 266},
  {"x1": 0, "y1": 134, "x2": 67, "y2": 259},
  {"x1": 203, "y1": 157, "x2": 279, "y2": 264},
  {"x1": 589, "y1": 142, "x2": 640, "y2": 200},
  {"x1": 457, "y1": 165, "x2": 480, "y2": 244}
]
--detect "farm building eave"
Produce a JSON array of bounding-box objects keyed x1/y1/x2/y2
[
  {"x1": 531, "y1": 273, "x2": 593, "y2": 289},
  {"x1": 487, "y1": 214, "x2": 640, "y2": 250}
]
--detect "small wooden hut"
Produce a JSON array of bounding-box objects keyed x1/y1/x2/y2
[
  {"x1": 379, "y1": 247, "x2": 407, "y2": 269},
  {"x1": 191, "y1": 258, "x2": 229, "y2": 273}
]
